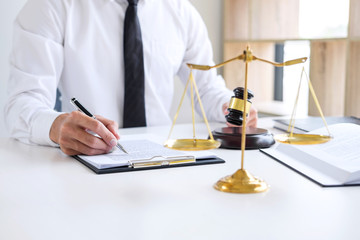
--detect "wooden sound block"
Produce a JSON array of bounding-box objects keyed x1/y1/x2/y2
[{"x1": 211, "y1": 127, "x2": 275, "y2": 149}]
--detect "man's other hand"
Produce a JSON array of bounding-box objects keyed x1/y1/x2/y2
[{"x1": 222, "y1": 102, "x2": 258, "y2": 128}]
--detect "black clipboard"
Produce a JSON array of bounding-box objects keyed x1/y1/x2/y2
[{"x1": 73, "y1": 155, "x2": 225, "y2": 174}]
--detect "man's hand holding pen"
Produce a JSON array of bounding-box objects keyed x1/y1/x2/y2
[
  {"x1": 50, "y1": 111, "x2": 121, "y2": 156},
  {"x1": 49, "y1": 97, "x2": 124, "y2": 156}
]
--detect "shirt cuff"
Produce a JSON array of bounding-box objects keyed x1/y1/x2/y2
[{"x1": 30, "y1": 110, "x2": 63, "y2": 147}]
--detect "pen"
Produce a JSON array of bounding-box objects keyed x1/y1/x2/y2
[{"x1": 70, "y1": 97, "x2": 128, "y2": 154}]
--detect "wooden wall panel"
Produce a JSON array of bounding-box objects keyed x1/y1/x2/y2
[
  {"x1": 224, "y1": 0, "x2": 355, "y2": 117},
  {"x1": 345, "y1": 42, "x2": 360, "y2": 117},
  {"x1": 224, "y1": 0, "x2": 249, "y2": 40},
  {"x1": 224, "y1": 0, "x2": 299, "y2": 40},
  {"x1": 349, "y1": 0, "x2": 360, "y2": 38},
  {"x1": 251, "y1": 0, "x2": 299, "y2": 39},
  {"x1": 223, "y1": 42, "x2": 275, "y2": 104},
  {"x1": 308, "y1": 41, "x2": 347, "y2": 116}
]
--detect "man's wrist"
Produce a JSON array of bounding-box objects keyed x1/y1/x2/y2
[
  {"x1": 30, "y1": 110, "x2": 63, "y2": 147},
  {"x1": 49, "y1": 113, "x2": 69, "y2": 145}
]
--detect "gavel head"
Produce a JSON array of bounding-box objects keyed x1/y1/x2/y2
[{"x1": 225, "y1": 87, "x2": 254, "y2": 126}]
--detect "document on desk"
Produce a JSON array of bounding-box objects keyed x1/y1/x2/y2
[
  {"x1": 75, "y1": 139, "x2": 220, "y2": 173},
  {"x1": 261, "y1": 123, "x2": 360, "y2": 187}
]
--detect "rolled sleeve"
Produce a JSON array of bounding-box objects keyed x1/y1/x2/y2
[{"x1": 4, "y1": 0, "x2": 65, "y2": 147}]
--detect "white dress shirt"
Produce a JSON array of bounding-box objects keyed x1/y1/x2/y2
[{"x1": 5, "y1": 0, "x2": 232, "y2": 146}]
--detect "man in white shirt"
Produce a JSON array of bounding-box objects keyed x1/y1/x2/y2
[{"x1": 5, "y1": 0, "x2": 257, "y2": 155}]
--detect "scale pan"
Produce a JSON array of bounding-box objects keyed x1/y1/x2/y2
[
  {"x1": 164, "y1": 139, "x2": 220, "y2": 151},
  {"x1": 274, "y1": 133, "x2": 332, "y2": 145}
]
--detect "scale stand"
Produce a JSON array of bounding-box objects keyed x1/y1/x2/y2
[
  {"x1": 188, "y1": 46, "x2": 307, "y2": 193},
  {"x1": 166, "y1": 45, "x2": 329, "y2": 193}
]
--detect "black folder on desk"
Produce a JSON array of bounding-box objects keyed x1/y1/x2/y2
[
  {"x1": 74, "y1": 155, "x2": 225, "y2": 174},
  {"x1": 261, "y1": 122, "x2": 360, "y2": 188},
  {"x1": 273, "y1": 116, "x2": 360, "y2": 133},
  {"x1": 260, "y1": 149, "x2": 360, "y2": 188}
]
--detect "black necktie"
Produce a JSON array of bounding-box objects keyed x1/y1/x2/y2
[{"x1": 123, "y1": 0, "x2": 146, "y2": 128}]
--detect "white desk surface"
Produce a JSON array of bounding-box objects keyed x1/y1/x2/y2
[{"x1": 1, "y1": 118, "x2": 359, "y2": 240}]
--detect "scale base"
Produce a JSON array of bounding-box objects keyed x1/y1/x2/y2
[
  {"x1": 214, "y1": 169, "x2": 268, "y2": 193},
  {"x1": 212, "y1": 127, "x2": 275, "y2": 149},
  {"x1": 164, "y1": 139, "x2": 221, "y2": 151}
]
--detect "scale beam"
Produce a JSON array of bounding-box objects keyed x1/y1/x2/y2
[{"x1": 187, "y1": 51, "x2": 307, "y2": 70}]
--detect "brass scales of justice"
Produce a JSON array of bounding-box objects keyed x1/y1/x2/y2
[{"x1": 164, "y1": 45, "x2": 332, "y2": 193}]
